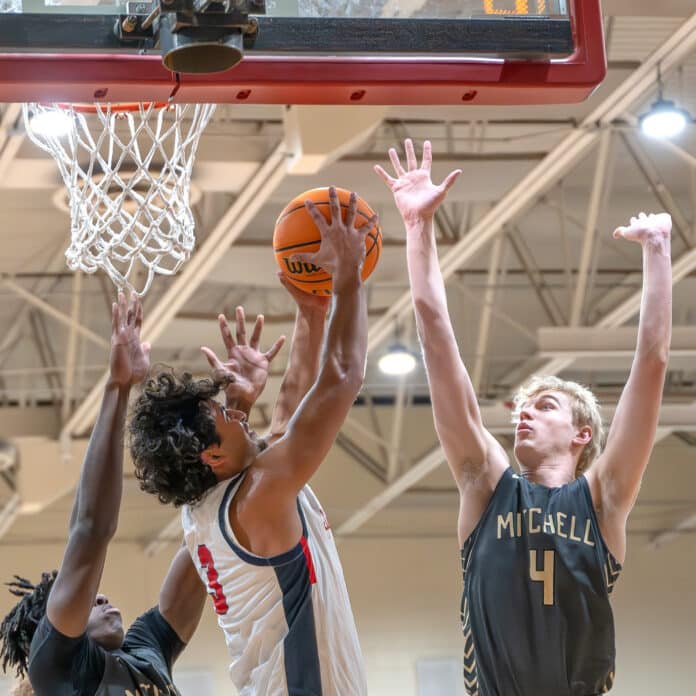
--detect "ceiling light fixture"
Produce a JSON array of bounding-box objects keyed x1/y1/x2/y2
[
  {"x1": 639, "y1": 65, "x2": 692, "y2": 139},
  {"x1": 378, "y1": 343, "x2": 417, "y2": 376}
]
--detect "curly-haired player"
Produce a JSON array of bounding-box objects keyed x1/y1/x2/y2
[
  {"x1": 130, "y1": 188, "x2": 375, "y2": 695},
  {"x1": 0, "y1": 293, "x2": 207, "y2": 695}
]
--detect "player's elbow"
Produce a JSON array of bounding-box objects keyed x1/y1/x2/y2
[
  {"x1": 638, "y1": 342, "x2": 670, "y2": 371},
  {"x1": 71, "y1": 516, "x2": 118, "y2": 544},
  {"x1": 325, "y1": 354, "x2": 364, "y2": 394},
  {"x1": 413, "y1": 294, "x2": 443, "y2": 326}
]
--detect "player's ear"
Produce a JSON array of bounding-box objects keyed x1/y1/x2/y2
[
  {"x1": 572, "y1": 425, "x2": 592, "y2": 448},
  {"x1": 201, "y1": 448, "x2": 227, "y2": 472}
]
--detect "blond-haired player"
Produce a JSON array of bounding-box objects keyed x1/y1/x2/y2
[{"x1": 376, "y1": 139, "x2": 672, "y2": 696}]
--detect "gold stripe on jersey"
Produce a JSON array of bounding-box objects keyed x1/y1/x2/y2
[
  {"x1": 604, "y1": 553, "x2": 622, "y2": 595},
  {"x1": 460, "y1": 546, "x2": 479, "y2": 696}
]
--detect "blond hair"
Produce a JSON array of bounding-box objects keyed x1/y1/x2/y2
[{"x1": 511, "y1": 376, "x2": 605, "y2": 476}]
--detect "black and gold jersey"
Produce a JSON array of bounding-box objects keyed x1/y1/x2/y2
[{"x1": 461, "y1": 468, "x2": 621, "y2": 696}]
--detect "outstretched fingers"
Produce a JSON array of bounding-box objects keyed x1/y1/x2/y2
[
  {"x1": 305, "y1": 198, "x2": 328, "y2": 234},
  {"x1": 134, "y1": 295, "x2": 143, "y2": 331},
  {"x1": 235, "y1": 306, "x2": 247, "y2": 345},
  {"x1": 218, "y1": 314, "x2": 236, "y2": 354},
  {"x1": 117, "y1": 291, "x2": 127, "y2": 330},
  {"x1": 201, "y1": 346, "x2": 225, "y2": 372},
  {"x1": 439, "y1": 168, "x2": 463, "y2": 193},
  {"x1": 388, "y1": 147, "x2": 406, "y2": 177},
  {"x1": 405, "y1": 138, "x2": 417, "y2": 171},
  {"x1": 328, "y1": 186, "x2": 341, "y2": 224},
  {"x1": 362, "y1": 213, "x2": 380, "y2": 238},
  {"x1": 421, "y1": 139, "x2": 433, "y2": 172},
  {"x1": 373, "y1": 164, "x2": 396, "y2": 188},
  {"x1": 249, "y1": 313, "x2": 264, "y2": 350},
  {"x1": 344, "y1": 191, "x2": 358, "y2": 230},
  {"x1": 265, "y1": 335, "x2": 286, "y2": 363}
]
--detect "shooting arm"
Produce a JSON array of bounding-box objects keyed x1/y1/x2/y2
[
  {"x1": 266, "y1": 306, "x2": 326, "y2": 444},
  {"x1": 264, "y1": 271, "x2": 366, "y2": 491}
]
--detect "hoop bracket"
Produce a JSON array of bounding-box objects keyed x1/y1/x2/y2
[{"x1": 116, "y1": 0, "x2": 265, "y2": 72}]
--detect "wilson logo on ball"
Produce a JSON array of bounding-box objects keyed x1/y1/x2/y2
[{"x1": 283, "y1": 258, "x2": 322, "y2": 275}]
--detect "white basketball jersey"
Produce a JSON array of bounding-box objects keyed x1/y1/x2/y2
[{"x1": 182, "y1": 472, "x2": 367, "y2": 696}]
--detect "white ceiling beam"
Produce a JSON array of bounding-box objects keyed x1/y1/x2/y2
[
  {"x1": 61, "y1": 272, "x2": 82, "y2": 424},
  {"x1": 538, "y1": 325, "x2": 696, "y2": 359},
  {"x1": 472, "y1": 233, "x2": 505, "y2": 392},
  {"x1": 650, "y1": 510, "x2": 696, "y2": 550},
  {"x1": 569, "y1": 129, "x2": 613, "y2": 326},
  {"x1": 0, "y1": 104, "x2": 23, "y2": 183},
  {"x1": 0, "y1": 276, "x2": 109, "y2": 350},
  {"x1": 284, "y1": 105, "x2": 386, "y2": 174},
  {"x1": 0, "y1": 494, "x2": 20, "y2": 540}
]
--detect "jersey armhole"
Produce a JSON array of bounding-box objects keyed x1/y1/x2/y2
[
  {"x1": 578, "y1": 474, "x2": 623, "y2": 593},
  {"x1": 461, "y1": 467, "x2": 514, "y2": 555}
]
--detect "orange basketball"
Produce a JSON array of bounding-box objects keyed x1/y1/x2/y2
[{"x1": 273, "y1": 187, "x2": 382, "y2": 295}]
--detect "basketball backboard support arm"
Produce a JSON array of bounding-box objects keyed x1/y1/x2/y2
[{"x1": 0, "y1": 0, "x2": 605, "y2": 105}]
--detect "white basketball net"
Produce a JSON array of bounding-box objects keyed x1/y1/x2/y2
[{"x1": 22, "y1": 102, "x2": 216, "y2": 295}]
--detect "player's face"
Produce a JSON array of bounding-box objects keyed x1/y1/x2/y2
[
  {"x1": 205, "y1": 400, "x2": 260, "y2": 478},
  {"x1": 514, "y1": 390, "x2": 579, "y2": 467},
  {"x1": 85, "y1": 593, "x2": 124, "y2": 650}
]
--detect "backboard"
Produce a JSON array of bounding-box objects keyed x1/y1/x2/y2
[{"x1": 0, "y1": 0, "x2": 605, "y2": 104}]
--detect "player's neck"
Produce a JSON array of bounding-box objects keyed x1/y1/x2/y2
[{"x1": 518, "y1": 458, "x2": 577, "y2": 488}]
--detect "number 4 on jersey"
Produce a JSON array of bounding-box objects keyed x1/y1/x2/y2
[{"x1": 529, "y1": 549, "x2": 555, "y2": 606}]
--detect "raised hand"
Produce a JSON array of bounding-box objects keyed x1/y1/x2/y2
[
  {"x1": 292, "y1": 186, "x2": 378, "y2": 293},
  {"x1": 374, "y1": 138, "x2": 461, "y2": 223},
  {"x1": 614, "y1": 212, "x2": 672, "y2": 246},
  {"x1": 109, "y1": 291, "x2": 150, "y2": 387},
  {"x1": 201, "y1": 307, "x2": 285, "y2": 411}
]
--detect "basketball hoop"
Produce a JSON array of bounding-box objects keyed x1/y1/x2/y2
[{"x1": 22, "y1": 101, "x2": 216, "y2": 295}]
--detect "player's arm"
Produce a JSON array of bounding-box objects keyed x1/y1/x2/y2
[
  {"x1": 374, "y1": 141, "x2": 508, "y2": 505},
  {"x1": 266, "y1": 274, "x2": 329, "y2": 445},
  {"x1": 47, "y1": 293, "x2": 150, "y2": 638},
  {"x1": 588, "y1": 213, "x2": 672, "y2": 559},
  {"x1": 158, "y1": 545, "x2": 207, "y2": 643},
  {"x1": 257, "y1": 187, "x2": 372, "y2": 492}
]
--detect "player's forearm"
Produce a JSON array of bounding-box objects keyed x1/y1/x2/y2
[
  {"x1": 269, "y1": 308, "x2": 326, "y2": 438},
  {"x1": 71, "y1": 380, "x2": 129, "y2": 540},
  {"x1": 404, "y1": 216, "x2": 459, "y2": 346},
  {"x1": 403, "y1": 215, "x2": 486, "y2": 451},
  {"x1": 636, "y1": 234, "x2": 672, "y2": 364},
  {"x1": 404, "y1": 216, "x2": 477, "y2": 391},
  {"x1": 320, "y1": 270, "x2": 367, "y2": 392}
]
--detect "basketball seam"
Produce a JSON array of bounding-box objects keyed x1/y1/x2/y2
[
  {"x1": 274, "y1": 229, "x2": 381, "y2": 254},
  {"x1": 275, "y1": 202, "x2": 374, "y2": 227}
]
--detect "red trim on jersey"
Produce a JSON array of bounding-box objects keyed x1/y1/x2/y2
[
  {"x1": 300, "y1": 536, "x2": 317, "y2": 585},
  {"x1": 197, "y1": 544, "x2": 230, "y2": 614}
]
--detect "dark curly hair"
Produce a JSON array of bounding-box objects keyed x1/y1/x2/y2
[
  {"x1": 129, "y1": 370, "x2": 226, "y2": 507},
  {"x1": 1, "y1": 571, "x2": 57, "y2": 678}
]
